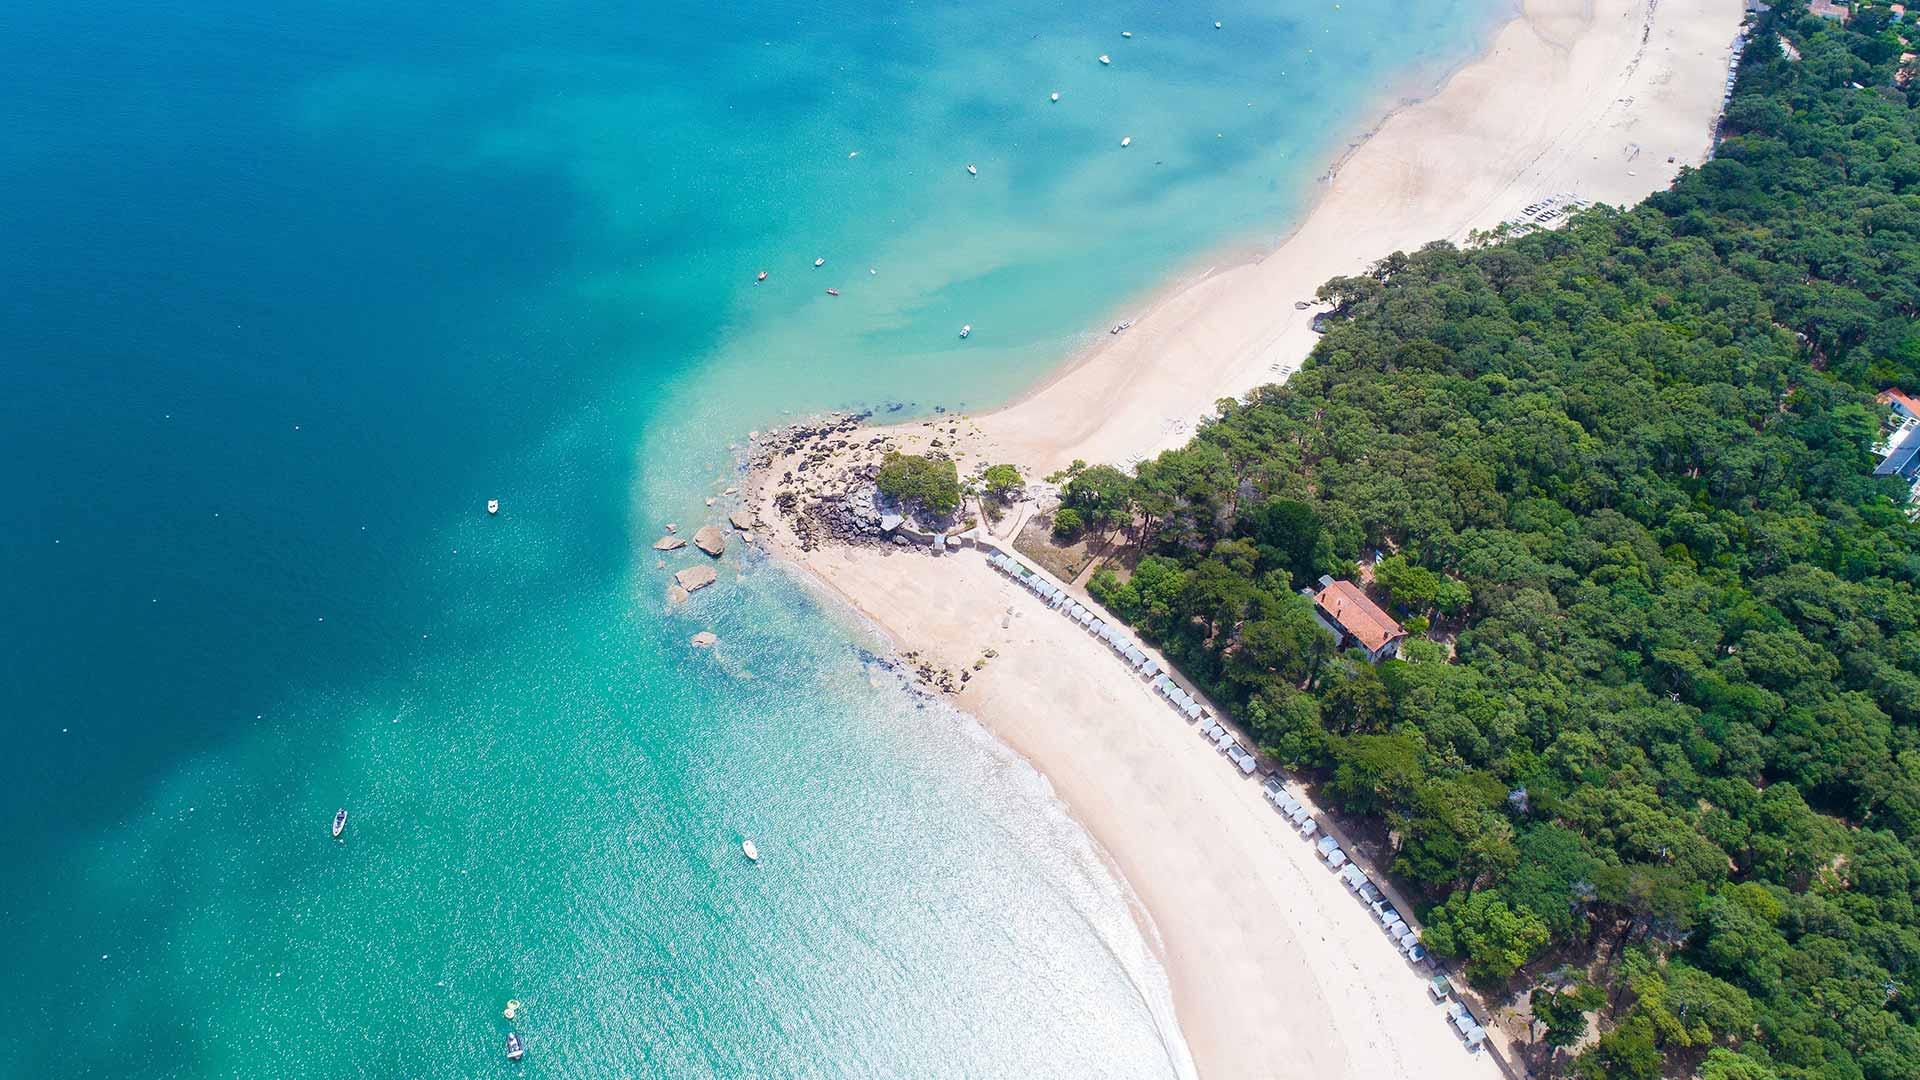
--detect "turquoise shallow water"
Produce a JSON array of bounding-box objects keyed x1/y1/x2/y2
[{"x1": 1, "y1": 0, "x2": 1497, "y2": 1075}]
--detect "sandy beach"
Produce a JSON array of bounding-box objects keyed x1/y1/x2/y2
[{"x1": 746, "y1": 0, "x2": 1746, "y2": 1075}]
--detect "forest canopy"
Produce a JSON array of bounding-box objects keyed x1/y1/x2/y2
[{"x1": 1086, "y1": 6, "x2": 1920, "y2": 1077}]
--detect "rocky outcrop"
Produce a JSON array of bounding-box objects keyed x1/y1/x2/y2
[
  {"x1": 675, "y1": 565, "x2": 717, "y2": 593},
  {"x1": 729, "y1": 509, "x2": 755, "y2": 531},
  {"x1": 690, "y1": 631, "x2": 718, "y2": 648},
  {"x1": 652, "y1": 535, "x2": 686, "y2": 551},
  {"x1": 693, "y1": 525, "x2": 727, "y2": 557}
]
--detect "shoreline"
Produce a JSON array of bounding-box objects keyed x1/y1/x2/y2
[{"x1": 737, "y1": 0, "x2": 1747, "y2": 1074}]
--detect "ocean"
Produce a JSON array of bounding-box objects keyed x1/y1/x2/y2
[{"x1": 0, "y1": 0, "x2": 1497, "y2": 1075}]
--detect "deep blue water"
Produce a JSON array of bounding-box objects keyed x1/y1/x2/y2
[{"x1": 0, "y1": 0, "x2": 1497, "y2": 1075}]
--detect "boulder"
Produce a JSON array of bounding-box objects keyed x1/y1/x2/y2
[
  {"x1": 675, "y1": 565, "x2": 717, "y2": 593},
  {"x1": 652, "y1": 535, "x2": 686, "y2": 551},
  {"x1": 690, "y1": 631, "x2": 718, "y2": 648},
  {"x1": 729, "y1": 509, "x2": 755, "y2": 531},
  {"x1": 668, "y1": 584, "x2": 690, "y2": 605},
  {"x1": 693, "y1": 525, "x2": 728, "y2": 557}
]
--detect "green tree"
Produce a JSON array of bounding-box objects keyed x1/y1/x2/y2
[
  {"x1": 980, "y1": 463, "x2": 1023, "y2": 505},
  {"x1": 876, "y1": 452, "x2": 961, "y2": 515},
  {"x1": 1050, "y1": 507, "x2": 1084, "y2": 539},
  {"x1": 1421, "y1": 890, "x2": 1551, "y2": 985}
]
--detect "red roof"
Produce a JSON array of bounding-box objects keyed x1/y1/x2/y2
[
  {"x1": 1314, "y1": 580, "x2": 1405, "y2": 653},
  {"x1": 1880, "y1": 389, "x2": 1920, "y2": 417}
]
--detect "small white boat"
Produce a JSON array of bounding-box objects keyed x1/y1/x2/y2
[
  {"x1": 755, "y1": 270, "x2": 767, "y2": 282},
  {"x1": 958, "y1": 324, "x2": 971, "y2": 339},
  {"x1": 331, "y1": 809, "x2": 347, "y2": 839},
  {"x1": 486, "y1": 499, "x2": 499, "y2": 515},
  {"x1": 813, "y1": 257, "x2": 825, "y2": 267},
  {"x1": 1215, "y1": 20, "x2": 1223, "y2": 29},
  {"x1": 1120, "y1": 136, "x2": 1132, "y2": 147},
  {"x1": 506, "y1": 1033, "x2": 525, "y2": 1061},
  {"x1": 1110, "y1": 320, "x2": 1132, "y2": 334},
  {"x1": 742, "y1": 839, "x2": 760, "y2": 861},
  {"x1": 1049, "y1": 91, "x2": 1060, "y2": 102},
  {"x1": 1098, "y1": 54, "x2": 1111, "y2": 65},
  {"x1": 1121, "y1": 30, "x2": 1133, "y2": 38},
  {"x1": 966, "y1": 163, "x2": 977, "y2": 176}
]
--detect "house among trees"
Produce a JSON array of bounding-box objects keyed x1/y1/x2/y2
[
  {"x1": 1310, "y1": 577, "x2": 1406, "y2": 662},
  {"x1": 1874, "y1": 391, "x2": 1920, "y2": 505}
]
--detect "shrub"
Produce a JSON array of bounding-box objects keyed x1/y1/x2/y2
[{"x1": 876, "y1": 452, "x2": 961, "y2": 515}]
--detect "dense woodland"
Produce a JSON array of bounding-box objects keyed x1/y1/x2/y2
[{"x1": 1075, "y1": 7, "x2": 1920, "y2": 1077}]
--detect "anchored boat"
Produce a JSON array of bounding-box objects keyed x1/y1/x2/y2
[
  {"x1": 486, "y1": 499, "x2": 499, "y2": 515},
  {"x1": 958, "y1": 324, "x2": 971, "y2": 339},
  {"x1": 506, "y1": 1032, "x2": 525, "y2": 1061},
  {"x1": 742, "y1": 838, "x2": 760, "y2": 862},
  {"x1": 331, "y1": 809, "x2": 347, "y2": 839}
]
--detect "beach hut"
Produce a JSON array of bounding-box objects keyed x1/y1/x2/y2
[
  {"x1": 1152, "y1": 675, "x2": 1173, "y2": 695},
  {"x1": 1077, "y1": 608, "x2": 1095, "y2": 626},
  {"x1": 1428, "y1": 974, "x2": 1455, "y2": 1002},
  {"x1": 1327, "y1": 849, "x2": 1349, "y2": 869},
  {"x1": 1140, "y1": 658, "x2": 1160, "y2": 678},
  {"x1": 1341, "y1": 865, "x2": 1368, "y2": 891},
  {"x1": 1212, "y1": 729, "x2": 1234, "y2": 751},
  {"x1": 1357, "y1": 881, "x2": 1382, "y2": 904},
  {"x1": 1088, "y1": 619, "x2": 1108, "y2": 637},
  {"x1": 1315, "y1": 835, "x2": 1340, "y2": 857},
  {"x1": 1235, "y1": 751, "x2": 1257, "y2": 775},
  {"x1": 1261, "y1": 775, "x2": 1284, "y2": 798},
  {"x1": 1288, "y1": 804, "x2": 1312, "y2": 825},
  {"x1": 1182, "y1": 702, "x2": 1203, "y2": 721},
  {"x1": 1383, "y1": 917, "x2": 1408, "y2": 939},
  {"x1": 1275, "y1": 792, "x2": 1300, "y2": 812}
]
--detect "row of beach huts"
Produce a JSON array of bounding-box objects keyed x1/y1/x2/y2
[{"x1": 984, "y1": 547, "x2": 1492, "y2": 1056}]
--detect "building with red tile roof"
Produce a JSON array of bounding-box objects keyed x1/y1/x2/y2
[
  {"x1": 1880, "y1": 388, "x2": 1920, "y2": 420},
  {"x1": 1312, "y1": 578, "x2": 1407, "y2": 662}
]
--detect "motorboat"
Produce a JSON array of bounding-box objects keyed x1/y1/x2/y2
[
  {"x1": 506, "y1": 1033, "x2": 525, "y2": 1061},
  {"x1": 1049, "y1": 91, "x2": 1060, "y2": 102},
  {"x1": 1121, "y1": 30, "x2": 1133, "y2": 38},
  {"x1": 825, "y1": 288, "x2": 839, "y2": 296},
  {"x1": 486, "y1": 499, "x2": 499, "y2": 515},
  {"x1": 331, "y1": 809, "x2": 347, "y2": 838},
  {"x1": 1120, "y1": 136, "x2": 1131, "y2": 147},
  {"x1": 1098, "y1": 54, "x2": 1111, "y2": 65},
  {"x1": 813, "y1": 257, "x2": 825, "y2": 267},
  {"x1": 966, "y1": 163, "x2": 977, "y2": 176},
  {"x1": 755, "y1": 270, "x2": 767, "y2": 282},
  {"x1": 958, "y1": 324, "x2": 971, "y2": 339},
  {"x1": 742, "y1": 839, "x2": 760, "y2": 861}
]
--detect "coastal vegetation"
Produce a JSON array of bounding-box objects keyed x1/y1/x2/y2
[
  {"x1": 876, "y1": 451, "x2": 962, "y2": 516},
  {"x1": 1083, "y1": 6, "x2": 1920, "y2": 1076}
]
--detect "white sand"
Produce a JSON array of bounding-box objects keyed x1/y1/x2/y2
[
  {"x1": 979, "y1": 0, "x2": 1748, "y2": 476},
  {"x1": 752, "y1": 0, "x2": 1747, "y2": 1074}
]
